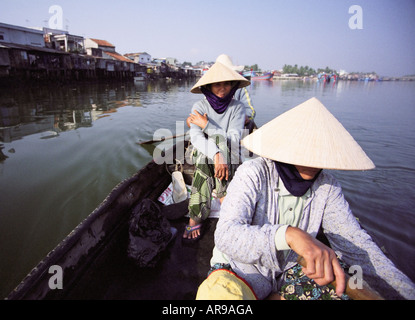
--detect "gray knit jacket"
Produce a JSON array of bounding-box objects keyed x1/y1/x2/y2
[{"x1": 215, "y1": 157, "x2": 415, "y2": 300}]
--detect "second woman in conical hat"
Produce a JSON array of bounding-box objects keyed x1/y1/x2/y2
[
  {"x1": 183, "y1": 62, "x2": 250, "y2": 242},
  {"x1": 206, "y1": 97, "x2": 415, "y2": 300}
]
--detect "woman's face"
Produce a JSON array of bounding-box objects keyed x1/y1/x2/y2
[
  {"x1": 210, "y1": 81, "x2": 233, "y2": 98},
  {"x1": 295, "y1": 165, "x2": 321, "y2": 180}
]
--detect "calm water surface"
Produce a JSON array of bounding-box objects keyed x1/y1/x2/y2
[{"x1": 0, "y1": 79, "x2": 414, "y2": 298}]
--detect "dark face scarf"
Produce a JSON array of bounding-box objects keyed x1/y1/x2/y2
[
  {"x1": 200, "y1": 82, "x2": 239, "y2": 114},
  {"x1": 275, "y1": 161, "x2": 322, "y2": 197}
]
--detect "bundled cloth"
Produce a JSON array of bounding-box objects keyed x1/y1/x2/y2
[{"x1": 127, "y1": 199, "x2": 176, "y2": 267}]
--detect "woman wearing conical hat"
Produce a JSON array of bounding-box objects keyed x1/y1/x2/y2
[
  {"x1": 186, "y1": 54, "x2": 257, "y2": 133},
  {"x1": 183, "y1": 61, "x2": 250, "y2": 241},
  {"x1": 208, "y1": 97, "x2": 415, "y2": 300},
  {"x1": 215, "y1": 54, "x2": 256, "y2": 129}
]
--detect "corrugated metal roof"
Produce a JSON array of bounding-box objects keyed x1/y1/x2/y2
[
  {"x1": 0, "y1": 22, "x2": 44, "y2": 34},
  {"x1": 0, "y1": 42, "x2": 69, "y2": 54}
]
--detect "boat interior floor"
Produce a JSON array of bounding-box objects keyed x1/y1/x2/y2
[{"x1": 63, "y1": 214, "x2": 217, "y2": 300}]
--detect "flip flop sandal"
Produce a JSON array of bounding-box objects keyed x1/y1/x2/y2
[{"x1": 182, "y1": 224, "x2": 203, "y2": 242}]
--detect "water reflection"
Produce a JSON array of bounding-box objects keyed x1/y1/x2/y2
[
  {"x1": 1, "y1": 78, "x2": 349, "y2": 145},
  {"x1": 0, "y1": 80, "x2": 194, "y2": 145},
  {"x1": 252, "y1": 78, "x2": 340, "y2": 94}
]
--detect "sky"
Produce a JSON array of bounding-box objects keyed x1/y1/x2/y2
[{"x1": 1, "y1": 0, "x2": 414, "y2": 77}]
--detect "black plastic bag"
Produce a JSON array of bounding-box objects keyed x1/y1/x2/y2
[{"x1": 127, "y1": 199, "x2": 175, "y2": 267}]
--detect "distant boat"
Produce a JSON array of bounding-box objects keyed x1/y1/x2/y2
[
  {"x1": 317, "y1": 73, "x2": 337, "y2": 83},
  {"x1": 243, "y1": 71, "x2": 274, "y2": 80},
  {"x1": 134, "y1": 72, "x2": 146, "y2": 82},
  {"x1": 252, "y1": 72, "x2": 274, "y2": 80}
]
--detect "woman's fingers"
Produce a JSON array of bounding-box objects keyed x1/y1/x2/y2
[
  {"x1": 214, "y1": 153, "x2": 229, "y2": 181},
  {"x1": 215, "y1": 165, "x2": 229, "y2": 181},
  {"x1": 189, "y1": 111, "x2": 208, "y2": 129},
  {"x1": 332, "y1": 259, "x2": 346, "y2": 296},
  {"x1": 287, "y1": 228, "x2": 346, "y2": 297},
  {"x1": 303, "y1": 252, "x2": 345, "y2": 297}
]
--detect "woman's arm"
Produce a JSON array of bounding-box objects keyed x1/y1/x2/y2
[
  {"x1": 321, "y1": 178, "x2": 415, "y2": 299},
  {"x1": 189, "y1": 102, "x2": 221, "y2": 160}
]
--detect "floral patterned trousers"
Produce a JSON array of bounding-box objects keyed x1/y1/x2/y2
[
  {"x1": 208, "y1": 262, "x2": 350, "y2": 300},
  {"x1": 280, "y1": 263, "x2": 350, "y2": 300}
]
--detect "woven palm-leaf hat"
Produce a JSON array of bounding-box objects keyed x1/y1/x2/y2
[
  {"x1": 190, "y1": 62, "x2": 250, "y2": 94},
  {"x1": 241, "y1": 97, "x2": 375, "y2": 170},
  {"x1": 215, "y1": 54, "x2": 244, "y2": 72},
  {"x1": 196, "y1": 269, "x2": 257, "y2": 300}
]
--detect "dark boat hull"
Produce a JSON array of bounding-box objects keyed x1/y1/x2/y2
[{"x1": 7, "y1": 140, "x2": 215, "y2": 300}]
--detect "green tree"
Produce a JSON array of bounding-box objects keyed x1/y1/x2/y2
[{"x1": 245, "y1": 64, "x2": 261, "y2": 72}]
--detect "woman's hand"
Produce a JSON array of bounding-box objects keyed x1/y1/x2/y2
[
  {"x1": 214, "y1": 152, "x2": 229, "y2": 181},
  {"x1": 285, "y1": 226, "x2": 346, "y2": 297},
  {"x1": 188, "y1": 110, "x2": 208, "y2": 129}
]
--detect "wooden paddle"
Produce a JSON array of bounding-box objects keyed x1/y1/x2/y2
[
  {"x1": 138, "y1": 132, "x2": 189, "y2": 145},
  {"x1": 297, "y1": 256, "x2": 384, "y2": 300}
]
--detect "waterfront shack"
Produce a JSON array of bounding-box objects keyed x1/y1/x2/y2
[
  {"x1": 0, "y1": 22, "x2": 70, "y2": 81},
  {"x1": 0, "y1": 26, "x2": 139, "y2": 84},
  {"x1": 85, "y1": 38, "x2": 115, "y2": 58},
  {"x1": 0, "y1": 22, "x2": 196, "y2": 85},
  {"x1": 44, "y1": 27, "x2": 85, "y2": 54},
  {"x1": 124, "y1": 52, "x2": 152, "y2": 64},
  {"x1": 0, "y1": 22, "x2": 45, "y2": 48}
]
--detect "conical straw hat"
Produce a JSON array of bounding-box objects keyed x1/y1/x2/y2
[
  {"x1": 191, "y1": 62, "x2": 250, "y2": 94},
  {"x1": 241, "y1": 97, "x2": 375, "y2": 170},
  {"x1": 216, "y1": 54, "x2": 244, "y2": 72}
]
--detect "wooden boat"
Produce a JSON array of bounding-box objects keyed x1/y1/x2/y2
[
  {"x1": 6, "y1": 123, "x2": 384, "y2": 301},
  {"x1": 317, "y1": 73, "x2": 337, "y2": 83},
  {"x1": 134, "y1": 72, "x2": 146, "y2": 82},
  {"x1": 252, "y1": 72, "x2": 274, "y2": 81},
  {"x1": 242, "y1": 71, "x2": 274, "y2": 81},
  {"x1": 6, "y1": 139, "x2": 217, "y2": 300}
]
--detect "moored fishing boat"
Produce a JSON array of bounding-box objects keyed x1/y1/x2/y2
[
  {"x1": 134, "y1": 71, "x2": 146, "y2": 82},
  {"x1": 251, "y1": 72, "x2": 274, "y2": 80},
  {"x1": 243, "y1": 70, "x2": 274, "y2": 80},
  {"x1": 317, "y1": 72, "x2": 337, "y2": 83}
]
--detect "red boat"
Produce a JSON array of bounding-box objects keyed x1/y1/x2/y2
[
  {"x1": 243, "y1": 70, "x2": 274, "y2": 80},
  {"x1": 253, "y1": 72, "x2": 274, "y2": 80}
]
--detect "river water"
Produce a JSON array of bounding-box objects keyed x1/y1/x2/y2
[{"x1": 0, "y1": 79, "x2": 414, "y2": 298}]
